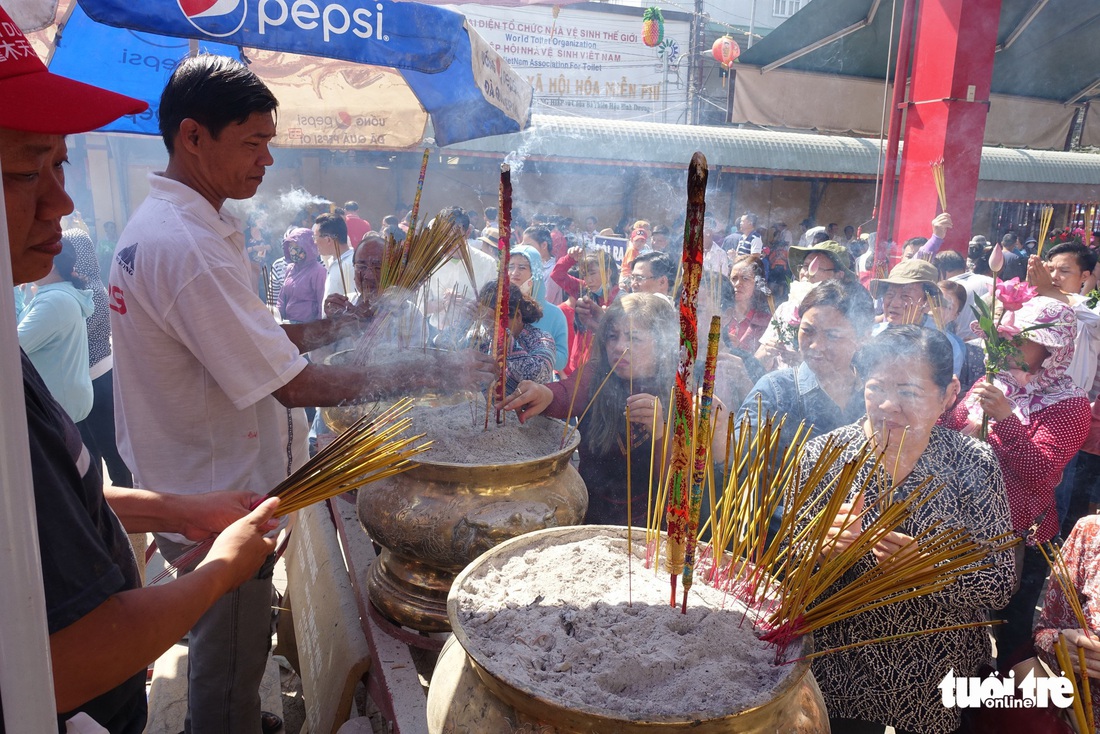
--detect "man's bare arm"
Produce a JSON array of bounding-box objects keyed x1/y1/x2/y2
[{"x1": 271, "y1": 350, "x2": 496, "y2": 408}]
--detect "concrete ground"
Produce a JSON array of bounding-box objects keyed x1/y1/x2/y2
[{"x1": 141, "y1": 540, "x2": 306, "y2": 734}]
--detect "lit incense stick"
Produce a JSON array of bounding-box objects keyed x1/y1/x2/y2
[
  {"x1": 665, "y1": 152, "x2": 708, "y2": 607},
  {"x1": 492, "y1": 164, "x2": 513, "y2": 424},
  {"x1": 408, "y1": 148, "x2": 430, "y2": 235},
  {"x1": 1037, "y1": 205, "x2": 1055, "y2": 258},
  {"x1": 682, "y1": 315, "x2": 721, "y2": 612},
  {"x1": 930, "y1": 158, "x2": 947, "y2": 212}
]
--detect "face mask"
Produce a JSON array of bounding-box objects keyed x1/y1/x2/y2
[
  {"x1": 1007, "y1": 368, "x2": 1032, "y2": 387},
  {"x1": 519, "y1": 277, "x2": 534, "y2": 297}
]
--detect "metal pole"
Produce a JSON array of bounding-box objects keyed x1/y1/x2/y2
[
  {"x1": 748, "y1": 0, "x2": 757, "y2": 49},
  {"x1": 874, "y1": 0, "x2": 917, "y2": 263},
  {"x1": 663, "y1": 53, "x2": 670, "y2": 124},
  {"x1": 689, "y1": 0, "x2": 706, "y2": 125},
  {"x1": 0, "y1": 150, "x2": 58, "y2": 733}
]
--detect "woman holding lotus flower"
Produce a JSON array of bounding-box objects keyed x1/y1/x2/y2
[{"x1": 940, "y1": 284, "x2": 1090, "y2": 669}]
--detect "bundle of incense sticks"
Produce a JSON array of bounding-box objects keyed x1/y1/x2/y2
[
  {"x1": 377, "y1": 216, "x2": 472, "y2": 295},
  {"x1": 931, "y1": 158, "x2": 947, "y2": 212},
  {"x1": 152, "y1": 400, "x2": 428, "y2": 584},
  {"x1": 266, "y1": 399, "x2": 428, "y2": 514},
  {"x1": 664, "y1": 151, "x2": 708, "y2": 608},
  {"x1": 1054, "y1": 633, "x2": 1094, "y2": 734},
  {"x1": 646, "y1": 401, "x2": 1017, "y2": 661},
  {"x1": 1040, "y1": 540, "x2": 1096, "y2": 732},
  {"x1": 926, "y1": 292, "x2": 946, "y2": 331},
  {"x1": 1037, "y1": 205, "x2": 1055, "y2": 257},
  {"x1": 490, "y1": 164, "x2": 513, "y2": 426}
]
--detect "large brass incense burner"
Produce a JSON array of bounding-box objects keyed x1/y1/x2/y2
[
  {"x1": 427, "y1": 526, "x2": 830, "y2": 733},
  {"x1": 355, "y1": 418, "x2": 585, "y2": 632}
]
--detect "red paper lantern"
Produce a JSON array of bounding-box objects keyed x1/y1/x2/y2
[{"x1": 711, "y1": 36, "x2": 740, "y2": 69}]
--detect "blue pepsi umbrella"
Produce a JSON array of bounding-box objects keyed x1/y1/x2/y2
[{"x1": 48, "y1": 0, "x2": 532, "y2": 147}]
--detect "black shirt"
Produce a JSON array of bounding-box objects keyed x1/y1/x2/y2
[{"x1": 22, "y1": 351, "x2": 145, "y2": 733}]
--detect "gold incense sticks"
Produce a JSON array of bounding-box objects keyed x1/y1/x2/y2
[
  {"x1": 1055, "y1": 633, "x2": 1092, "y2": 734},
  {"x1": 1037, "y1": 205, "x2": 1055, "y2": 258},
  {"x1": 931, "y1": 158, "x2": 947, "y2": 212},
  {"x1": 266, "y1": 398, "x2": 429, "y2": 515}
]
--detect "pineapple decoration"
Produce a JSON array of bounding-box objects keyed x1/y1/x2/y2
[{"x1": 642, "y1": 6, "x2": 665, "y2": 48}]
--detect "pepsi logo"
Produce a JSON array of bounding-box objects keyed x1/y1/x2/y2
[{"x1": 178, "y1": 0, "x2": 247, "y2": 38}]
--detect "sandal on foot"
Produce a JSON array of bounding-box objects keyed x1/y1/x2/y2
[{"x1": 261, "y1": 711, "x2": 283, "y2": 734}]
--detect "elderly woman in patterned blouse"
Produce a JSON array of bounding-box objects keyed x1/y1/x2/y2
[
  {"x1": 1034, "y1": 514, "x2": 1100, "y2": 732},
  {"x1": 799, "y1": 326, "x2": 1017, "y2": 734}
]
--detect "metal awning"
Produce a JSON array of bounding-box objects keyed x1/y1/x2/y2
[
  {"x1": 447, "y1": 114, "x2": 1100, "y2": 187},
  {"x1": 737, "y1": 0, "x2": 1100, "y2": 105}
]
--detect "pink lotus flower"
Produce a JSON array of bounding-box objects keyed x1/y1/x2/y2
[
  {"x1": 989, "y1": 243, "x2": 1005, "y2": 274},
  {"x1": 995, "y1": 277, "x2": 1037, "y2": 312},
  {"x1": 996, "y1": 322, "x2": 1022, "y2": 338}
]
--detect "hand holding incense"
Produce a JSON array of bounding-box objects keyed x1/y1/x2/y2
[{"x1": 665, "y1": 151, "x2": 707, "y2": 605}]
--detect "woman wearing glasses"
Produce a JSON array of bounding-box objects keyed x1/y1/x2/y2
[
  {"x1": 500, "y1": 293, "x2": 732, "y2": 526},
  {"x1": 755, "y1": 240, "x2": 855, "y2": 371}
]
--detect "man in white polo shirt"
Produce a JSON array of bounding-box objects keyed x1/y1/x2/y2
[{"x1": 110, "y1": 55, "x2": 492, "y2": 734}]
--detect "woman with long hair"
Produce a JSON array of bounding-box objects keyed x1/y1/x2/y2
[
  {"x1": 726, "y1": 253, "x2": 772, "y2": 353},
  {"x1": 500, "y1": 293, "x2": 728, "y2": 525}
]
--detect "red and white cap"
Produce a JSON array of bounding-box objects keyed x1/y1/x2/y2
[{"x1": 0, "y1": 5, "x2": 147, "y2": 134}]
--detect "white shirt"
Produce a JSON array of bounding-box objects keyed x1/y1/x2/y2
[
  {"x1": 949, "y1": 272, "x2": 995, "y2": 337},
  {"x1": 428, "y1": 246, "x2": 498, "y2": 300},
  {"x1": 702, "y1": 242, "x2": 731, "y2": 277},
  {"x1": 426, "y1": 246, "x2": 498, "y2": 330},
  {"x1": 324, "y1": 249, "x2": 355, "y2": 300},
  {"x1": 799, "y1": 226, "x2": 827, "y2": 248},
  {"x1": 111, "y1": 174, "x2": 309, "y2": 533},
  {"x1": 1064, "y1": 294, "x2": 1100, "y2": 396}
]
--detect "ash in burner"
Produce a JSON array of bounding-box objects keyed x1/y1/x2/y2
[
  {"x1": 454, "y1": 533, "x2": 793, "y2": 720},
  {"x1": 408, "y1": 401, "x2": 574, "y2": 465}
]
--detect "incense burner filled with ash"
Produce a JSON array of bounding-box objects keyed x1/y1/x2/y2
[
  {"x1": 356, "y1": 398, "x2": 587, "y2": 632},
  {"x1": 427, "y1": 525, "x2": 830, "y2": 733}
]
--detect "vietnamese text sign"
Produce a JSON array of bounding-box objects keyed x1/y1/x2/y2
[{"x1": 454, "y1": 5, "x2": 689, "y2": 121}]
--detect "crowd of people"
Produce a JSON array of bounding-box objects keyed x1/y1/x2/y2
[{"x1": 8, "y1": 6, "x2": 1100, "y2": 732}]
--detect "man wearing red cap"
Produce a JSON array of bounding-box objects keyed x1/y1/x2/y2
[{"x1": 0, "y1": 6, "x2": 283, "y2": 732}]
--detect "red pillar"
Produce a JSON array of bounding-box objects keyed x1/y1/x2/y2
[{"x1": 892, "y1": 0, "x2": 1002, "y2": 254}]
